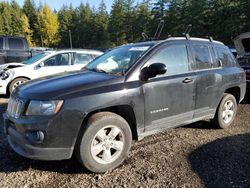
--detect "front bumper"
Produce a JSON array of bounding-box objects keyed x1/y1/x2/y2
[
  {"x1": 0, "y1": 79, "x2": 8, "y2": 95},
  {"x1": 3, "y1": 113, "x2": 74, "y2": 160}
]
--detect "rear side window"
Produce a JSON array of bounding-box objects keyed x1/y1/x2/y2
[
  {"x1": 0, "y1": 37, "x2": 3, "y2": 49},
  {"x1": 75, "y1": 53, "x2": 93, "y2": 65},
  {"x1": 193, "y1": 44, "x2": 212, "y2": 69},
  {"x1": 216, "y1": 47, "x2": 236, "y2": 67},
  {"x1": 8, "y1": 38, "x2": 24, "y2": 50},
  {"x1": 148, "y1": 44, "x2": 189, "y2": 75}
]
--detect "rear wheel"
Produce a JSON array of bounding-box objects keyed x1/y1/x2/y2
[
  {"x1": 9, "y1": 78, "x2": 29, "y2": 93},
  {"x1": 212, "y1": 93, "x2": 237, "y2": 129},
  {"x1": 75, "y1": 112, "x2": 132, "y2": 173}
]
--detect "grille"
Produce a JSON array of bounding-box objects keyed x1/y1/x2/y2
[{"x1": 7, "y1": 96, "x2": 25, "y2": 118}]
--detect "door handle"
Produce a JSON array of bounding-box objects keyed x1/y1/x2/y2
[{"x1": 182, "y1": 78, "x2": 193, "y2": 84}]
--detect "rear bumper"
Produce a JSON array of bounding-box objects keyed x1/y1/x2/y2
[{"x1": 3, "y1": 113, "x2": 74, "y2": 160}]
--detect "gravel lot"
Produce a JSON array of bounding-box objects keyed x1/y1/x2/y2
[{"x1": 0, "y1": 97, "x2": 249, "y2": 188}]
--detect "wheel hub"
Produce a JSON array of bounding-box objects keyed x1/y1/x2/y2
[{"x1": 91, "y1": 125, "x2": 125, "y2": 164}]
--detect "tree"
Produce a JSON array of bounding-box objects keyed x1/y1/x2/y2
[
  {"x1": 109, "y1": 0, "x2": 126, "y2": 46},
  {"x1": 20, "y1": 14, "x2": 33, "y2": 46},
  {"x1": 37, "y1": 4, "x2": 59, "y2": 47},
  {"x1": 93, "y1": 0, "x2": 109, "y2": 48},
  {"x1": 23, "y1": 0, "x2": 39, "y2": 45},
  {"x1": 0, "y1": 2, "x2": 12, "y2": 35},
  {"x1": 58, "y1": 5, "x2": 75, "y2": 48},
  {"x1": 134, "y1": 1, "x2": 152, "y2": 41},
  {"x1": 123, "y1": 0, "x2": 137, "y2": 42}
]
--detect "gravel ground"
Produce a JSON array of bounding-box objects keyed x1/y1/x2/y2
[{"x1": 0, "y1": 97, "x2": 249, "y2": 188}]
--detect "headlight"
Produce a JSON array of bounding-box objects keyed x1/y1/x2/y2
[
  {"x1": 0, "y1": 71, "x2": 10, "y2": 80},
  {"x1": 26, "y1": 100, "x2": 64, "y2": 116}
]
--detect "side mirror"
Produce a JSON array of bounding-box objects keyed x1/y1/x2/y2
[
  {"x1": 140, "y1": 63, "x2": 167, "y2": 81},
  {"x1": 39, "y1": 62, "x2": 44, "y2": 67},
  {"x1": 34, "y1": 62, "x2": 44, "y2": 70}
]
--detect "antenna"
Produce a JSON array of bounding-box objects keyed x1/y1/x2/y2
[
  {"x1": 141, "y1": 32, "x2": 149, "y2": 41},
  {"x1": 183, "y1": 24, "x2": 192, "y2": 40},
  {"x1": 153, "y1": 20, "x2": 165, "y2": 40}
]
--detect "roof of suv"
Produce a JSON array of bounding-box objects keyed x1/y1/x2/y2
[{"x1": 126, "y1": 37, "x2": 224, "y2": 47}]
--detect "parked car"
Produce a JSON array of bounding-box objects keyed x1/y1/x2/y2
[
  {"x1": 234, "y1": 32, "x2": 250, "y2": 89},
  {"x1": 0, "y1": 36, "x2": 46, "y2": 65},
  {"x1": 0, "y1": 49, "x2": 103, "y2": 94},
  {"x1": 229, "y1": 47, "x2": 237, "y2": 57},
  {"x1": 3, "y1": 37, "x2": 246, "y2": 173}
]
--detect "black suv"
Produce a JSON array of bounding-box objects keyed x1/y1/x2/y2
[
  {"x1": 3, "y1": 37, "x2": 246, "y2": 173},
  {"x1": 0, "y1": 36, "x2": 44, "y2": 65}
]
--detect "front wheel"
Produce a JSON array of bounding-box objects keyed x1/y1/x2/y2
[
  {"x1": 212, "y1": 93, "x2": 237, "y2": 129},
  {"x1": 9, "y1": 78, "x2": 29, "y2": 94},
  {"x1": 75, "y1": 112, "x2": 132, "y2": 173}
]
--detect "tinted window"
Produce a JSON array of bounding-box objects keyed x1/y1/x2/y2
[
  {"x1": 0, "y1": 37, "x2": 3, "y2": 49},
  {"x1": 242, "y1": 38, "x2": 250, "y2": 52},
  {"x1": 8, "y1": 38, "x2": 24, "y2": 50},
  {"x1": 216, "y1": 47, "x2": 236, "y2": 66},
  {"x1": 193, "y1": 44, "x2": 212, "y2": 69},
  {"x1": 148, "y1": 44, "x2": 189, "y2": 75},
  {"x1": 44, "y1": 53, "x2": 70, "y2": 66},
  {"x1": 75, "y1": 53, "x2": 93, "y2": 65}
]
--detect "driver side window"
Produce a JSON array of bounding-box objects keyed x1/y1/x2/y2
[
  {"x1": 148, "y1": 44, "x2": 189, "y2": 75},
  {"x1": 44, "y1": 53, "x2": 71, "y2": 66}
]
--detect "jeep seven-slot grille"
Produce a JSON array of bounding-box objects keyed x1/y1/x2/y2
[{"x1": 7, "y1": 96, "x2": 25, "y2": 118}]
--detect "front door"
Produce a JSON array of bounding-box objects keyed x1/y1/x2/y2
[
  {"x1": 142, "y1": 43, "x2": 195, "y2": 131},
  {"x1": 36, "y1": 53, "x2": 73, "y2": 78}
]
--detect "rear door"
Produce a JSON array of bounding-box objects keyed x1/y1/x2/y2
[
  {"x1": 0, "y1": 37, "x2": 6, "y2": 65},
  {"x1": 6, "y1": 37, "x2": 30, "y2": 63},
  {"x1": 36, "y1": 53, "x2": 73, "y2": 78},
  {"x1": 143, "y1": 42, "x2": 196, "y2": 131},
  {"x1": 191, "y1": 42, "x2": 222, "y2": 119}
]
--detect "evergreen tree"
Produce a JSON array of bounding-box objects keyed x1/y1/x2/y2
[
  {"x1": 0, "y1": 2, "x2": 12, "y2": 35},
  {"x1": 23, "y1": 0, "x2": 40, "y2": 45},
  {"x1": 134, "y1": 1, "x2": 152, "y2": 41},
  {"x1": 58, "y1": 5, "x2": 75, "y2": 48},
  {"x1": 109, "y1": 0, "x2": 126, "y2": 46},
  {"x1": 94, "y1": 0, "x2": 109, "y2": 48}
]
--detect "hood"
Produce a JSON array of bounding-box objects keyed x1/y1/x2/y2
[
  {"x1": 14, "y1": 71, "x2": 123, "y2": 100},
  {"x1": 0, "y1": 62, "x2": 25, "y2": 71},
  {"x1": 234, "y1": 32, "x2": 250, "y2": 57}
]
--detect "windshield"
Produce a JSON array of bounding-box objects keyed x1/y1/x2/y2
[
  {"x1": 86, "y1": 45, "x2": 152, "y2": 75},
  {"x1": 23, "y1": 53, "x2": 48, "y2": 65}
]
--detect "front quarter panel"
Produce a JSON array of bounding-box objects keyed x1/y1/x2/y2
[{"x1": 58, "y1": 81, "x2": 144, "y2": 148}]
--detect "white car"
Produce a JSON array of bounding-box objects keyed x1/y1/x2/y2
[{"x1": 0, "y1": 49, "x2": 103, "y2": 94}]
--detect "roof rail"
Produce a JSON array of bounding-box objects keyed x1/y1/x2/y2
[
  {"x1": 183, "y1": 24, "x2": 192, "y2": 40},
  {"x1": 208, "y1": 36, "x2": 214, "y2": 42},
  {"x1": 141, "y1": 19, "x2": 165, "y2": 41}
]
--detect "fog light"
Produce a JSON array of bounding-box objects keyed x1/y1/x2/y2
[
  {"x1": 27, "y1": 131, "x2": 45, "y2": 143},
  {"x1": 36, "y1": 131, "x2": 45, "y2": 142}
]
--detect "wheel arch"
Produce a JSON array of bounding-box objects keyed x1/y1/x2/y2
[
  {"x1": 224, "y1": 87, "x2": 241, "y2": 104},
  {"x1": 7, "y1": 76, "x2": 31, "y2": 95},
  {"x1": 78, "y1": 105, "x2": 138, "y2": 142}
]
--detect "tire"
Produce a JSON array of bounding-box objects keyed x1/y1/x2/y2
[
  {"x1": 212, "y1": 93, "x2": 237, "y2": 129},
  {"x1": 75, "y1": 112, "x2": 132, "y2": 173},
  {"x1": 9, "y1": 78, "x2": 29, "y2": 94}
]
